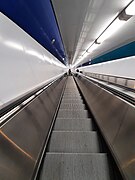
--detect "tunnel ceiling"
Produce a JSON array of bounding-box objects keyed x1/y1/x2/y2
[
  {"x1": 1, "y1": 0, "x2": 135, "y2": 66},
  {"x1": 52, "y1": 0, "x2": 135, "y2": 65}
]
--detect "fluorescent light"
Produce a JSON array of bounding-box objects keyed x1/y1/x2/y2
[
  {"x1": 73, "y1": 56, "x2": 85, "y2": 67},
  {"x1": 125, "y1": 0, "x2": 135, "y2": 15},
  {"x1": 73, "y1": 59, "x2": 82, "y2": 67},
  {"x1": 97, "y1": 18, "x2": 125, "y2": 43},
  {"x1": 82, "y1": 52, "x2": 89, "y2": 58},
  {"x1": 72, "y1": 52, "x2": 90, "y2": 68},
  {"x1": 5, "y1": 41, "x2": 23, "y2": 51},
  {"x1": 87, "y1": 43, "x2": 100, "y2": 53}
]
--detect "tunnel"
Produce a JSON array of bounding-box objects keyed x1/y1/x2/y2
[{"x1": 0, "y1": 0, "x2": 135, "y2": 179}]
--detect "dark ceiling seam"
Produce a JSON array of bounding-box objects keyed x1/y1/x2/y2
[{"x1": 50, "y1": 0, "x2": 67, "y2": 63}]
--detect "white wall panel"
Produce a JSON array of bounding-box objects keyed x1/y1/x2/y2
[
  {"x1": 79, "y1": 56, "x2": 135, "y2": 79},
  {"x1": 0, "y1": 13, "x2": 67, "y2": 107}
]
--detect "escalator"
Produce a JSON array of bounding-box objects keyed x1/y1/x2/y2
[{"x1": 37, "y1": 76, "x2": 120, "y2": 180}]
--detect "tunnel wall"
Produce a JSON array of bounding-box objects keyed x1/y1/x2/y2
[
  {"x1": 0, "y1": 0, "x2": 66, "y2": 63},
  {"x1": 79, "y1": 56, "x2": 135, "y2": 79},
  {"x1": 0, "y1": 13, "x2": 67, "y2": 108}
]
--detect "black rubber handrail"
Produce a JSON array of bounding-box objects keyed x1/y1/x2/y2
[
  {"x1": 33, "y1": 76, "x2": 68, "y2": 180},
  {"x1": 0, "y1": 74, "x2": 66, "y2": 118}
]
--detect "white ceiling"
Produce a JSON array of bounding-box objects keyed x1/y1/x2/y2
[{"x1": 52, "y1": 0, "x2": 135, "y2": 65}]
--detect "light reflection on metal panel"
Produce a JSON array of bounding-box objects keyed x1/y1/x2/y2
[
  {"x1": 75, "y1": 75, "x2": 135, "y2": 179},
  {"x1": 0, "y1": 77, "x2": 66, "y2": 179}
]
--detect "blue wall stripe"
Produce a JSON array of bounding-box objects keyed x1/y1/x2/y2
[{"x1": 81, "y1": 41, "x2": 135, "y2": 67}]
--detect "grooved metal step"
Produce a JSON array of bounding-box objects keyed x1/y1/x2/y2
[
  {"x1": 63, "y1": 91, "x2": 79, "y2": 94},
  {"x1": 39, "y1": 77, "x2": 111, "y2": 180},
  {"x1": 63, "y1": 94, "x2": 80, "y2": 96},
  {"x1": 62, "y1": 97, "x2": 82, "y2": 100},
  {"x1": 61, "y1": 99, "x2": 83, "y2": 104},
  {"x1": 59, "y1": 103, "x2": 85, "y2": 109},
  {"x1": 54, "y1": 118, "x2": 93, "y2": 131},
  {"x1": 63, "y1": 93, "x2": 80, "y2": 95},
  {"x1": 47, "y1": 131, "x2": 100, "y2": 153},
  {"x1": 57, "y1": 110, "x2": 88, "y2": 118},
  {"x1": 39, "y1": 153, "x2": 111, "y2": 180}
]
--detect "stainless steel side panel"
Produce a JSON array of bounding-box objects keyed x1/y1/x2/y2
[
  {"x1": 75, "y1": 75, "x2": 135, "y2": 180},
  {"x1": 0, "y1": 77, "x2": 66, "y2": 180}
]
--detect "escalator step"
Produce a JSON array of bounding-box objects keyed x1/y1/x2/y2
[
  {"x1": 38, "y1": 77, "x2": 112, "y2": 180},
  {"x1": 59, "y1": 103, "x2": 85, "y2": 110},
  {"x1": 54, "y1": 118, "x2": 93, "y2": 131},
  {"x1": 57, "y1": 110, "x2": 88, "y2": 118},
  {"x1": 64, "y1": 89, "x2": 79, "y2": 91},
  {"x1": 61, "y1": 99, "x2": 83, "y2": 103},
  {"x1": 63, "y1": 95, "x2": 80, "y2": 97},
  {"x1": 62, "y1": 97, "x2": 82, "y2": 100},
  {"x1": 63, "y1": 94, "x2": 80, "y2": 96},
  {"x1": 47, "y1": 131, "x2": 100, "y2": 153},
  {"x1": 39, "y1": 153, "x2": 111, "y2": 180}
]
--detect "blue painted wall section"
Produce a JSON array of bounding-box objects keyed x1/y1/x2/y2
[
  {"x1": 81, "y1": 41, "x2": 135, "y2": 67},
  {"x1": 0, "y1": 0, "x2": 66, "y2": 64}
]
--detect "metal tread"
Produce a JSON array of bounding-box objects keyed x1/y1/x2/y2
[
  {"x1": 62, "y1": 97, "x2": 82, "y2": 100},
  {"x1": 57, "y1": 109, "x2": 88, "y2": 118},
  {"x1": 47, "y1": 131, "x2": 100, "y2": 153},
  {"x1": 61, "y1": 99, "x2": 83, "y2": 103},
  {"x1": 39, "y1": 153, "x2": 111, "y2": 180},
  {"x1": 54, "y1": 118, "x2": 93, "y2": 131},
  {"x1": 39, "y1": 77, "x2": 111, "y2": 180},
  {"x1": 59, "y1": 104, "x2": 85, "y2": 109}
]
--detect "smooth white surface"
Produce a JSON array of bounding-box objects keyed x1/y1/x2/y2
[
  {"x1": 125, "y1": 0, "x2": 135, "y2": 15},
  {"x1": 78, "y1": 56, "x2": 135, "y2": 79},
  {"x1": 87, "y1": 43, "x2": 100, "y2": 53},
  {"x1": 0, "y1": 13, "x2": 67, "y2": 107},
  {"x1": 97, "y1": 18, "x2": 125, "y2": 43}
]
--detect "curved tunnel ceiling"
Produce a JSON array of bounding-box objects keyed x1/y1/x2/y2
[
  {"x1": 52, "y1": 0, "x2": 135, "y2": 65},
  {"x1": 0, "y1": 0, "x2": 66, "y2": 64},
  {"x1": 0, "y1": 0, "x2": 135, "y2": 66}
]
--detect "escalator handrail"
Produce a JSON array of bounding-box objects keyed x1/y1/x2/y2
[
  {"x1": 76, "y1": 73, "x2": 135, "y2": 105},
  {"x1": 0, "y1": 73, "x2": 66, "y2": 119}
]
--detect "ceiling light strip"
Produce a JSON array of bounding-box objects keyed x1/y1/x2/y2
[
  {"x1": 96, "y1": 0, "x2": 135, "y2": 43},
  {"x1": 74, "y1": 0, "x2": 135, "y2": 67}
]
